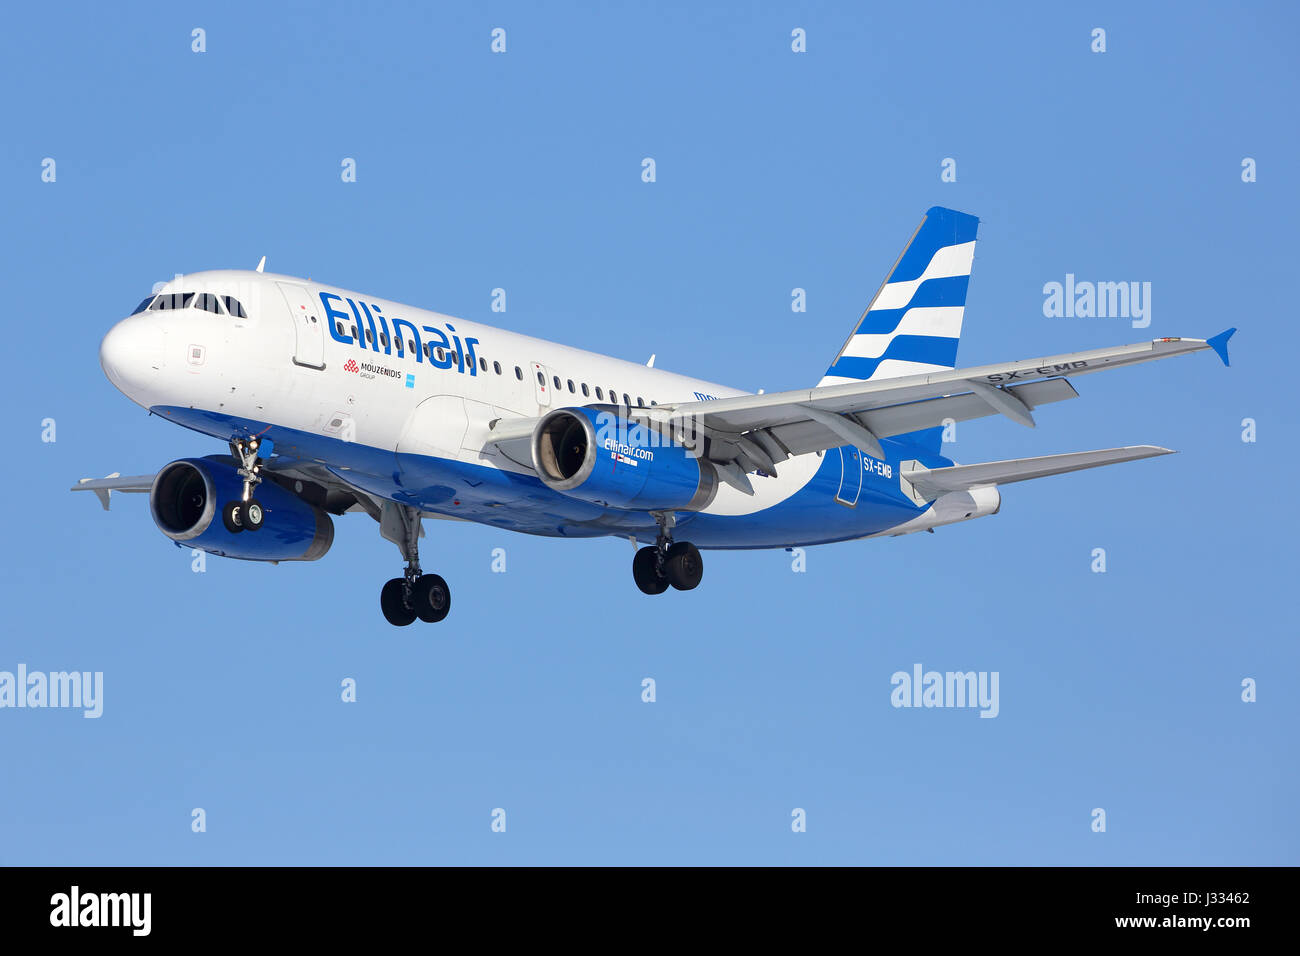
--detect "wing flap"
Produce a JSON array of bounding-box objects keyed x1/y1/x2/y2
[{"x1": 766, "y1": 378, "x2": 1078, "y2": 457}]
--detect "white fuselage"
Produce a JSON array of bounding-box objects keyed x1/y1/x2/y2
[{"x1": 101, "y1": 270, "x2": 835, "y2": 526}]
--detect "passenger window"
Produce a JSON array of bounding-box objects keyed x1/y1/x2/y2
[
  {"x1": 221, "y1": 296, "x2": 247, "y2": 318},
  {"x1": 537, "y1": 371, "x2": 545, "y2": 386},
  {"x1": 131, "y1": 295, "x2": 155, "y2": 315},
  {"x1": 480, "y1": 357, "x2": 488, "y2": 372},
  {"x1": 623, "y1": 393, "x2": 631, "y2": 407},
  {"x1": 435, "y1": 347, "x2": 445, "y2": 362},
  {"x1": 637, "y1": 397, "x2": 645, "y2": 407},
  {"x1": 350, "y1": 325, "x2": 358, "y2": 339},
  {"x1": 380, "y1": 332, "x2": 389, "y2": 347},
  {"x1": 515, "y1": 366, "x2": 523, "y2": 380},
  {"x1": 365, "y1": 329, "x2": 373, "y2": 344},
  {"x1": 567, "y1": 379, "x2": 575, "y2": 393},
  {"x1": 336, "y1": 322, "x2": 346, "y2": 336},
  {"x1": 451, "y1": 352, "x2": 460, "y2": 366},
  {"x1": 553, "y1": 375, "x2": 561, "y2": 390},
  {"x1": 494, "y1": 361, "x2": 502, "y2": 375},
  {"x1": 581, "y1": 383, "x2": 589, "y2": 397},
  {"x1": 595, "y1": 386, "x2": 604, "y2": 400},
  {"x1": 408, "y1": 340, "x2": 415, "y2": 354}
]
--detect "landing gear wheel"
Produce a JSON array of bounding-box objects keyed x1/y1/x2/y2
[
  {"x1": 633, "y1": 546, "x2": 669, "y2": 595},
  {"x1": 664, "y1": 541, "x2": 703, "y2": 591},
  {"x1": 382, "y1": 505, "x2": 451, "y2": 625},
  {"x1": 411, "y1": 573, "x2": 451, "y2": 623},
  {"x1": 380, "y1": 578, "x2": 417, "y2": 627},
  {"x1": 222, "y1": 501, "x2": 245, "y2": 533},
  {"x1": 242, "y1": 498, "x2": 264, "y2": 531}
]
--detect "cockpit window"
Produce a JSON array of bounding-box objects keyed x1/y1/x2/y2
[
  {"x1": 150, "y1": 293, "x2": 196, "y2": 311},
  {"x1": 222, "y1": 295, "x2": 248, "y2": 318},
  {"x1": 194, "y1": 293, "x2": 226, "y2": 315},
  {"x1": 130, "y1": 295, "x2": 156, "y2": 315}
]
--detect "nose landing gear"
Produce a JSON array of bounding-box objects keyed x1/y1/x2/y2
[
  {"x1": 221, "y1": 437, "x2": 266, "y2": 533},
  {"x1": 633, "y1": 511, "x2": 704, "y2": 595}
]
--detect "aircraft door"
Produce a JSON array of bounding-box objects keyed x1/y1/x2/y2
[
  {"x1": 278, "y1": 282, "x2": 326, "y2": 370},
  {"x1": 835, "y1": 445, "x2": 862, "y2": 507}
]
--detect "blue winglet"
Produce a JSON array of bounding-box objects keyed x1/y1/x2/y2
[{"x1": 1206, "y1": 328, "x2": 1235, "y2": 367}]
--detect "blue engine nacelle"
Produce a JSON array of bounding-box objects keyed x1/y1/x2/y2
[
  {"x1": 149, "y1": 456, "x2": 334, "y2": 561},
  {"x1": 531, "y1": 406, "x2": 718, "y2": 511}
]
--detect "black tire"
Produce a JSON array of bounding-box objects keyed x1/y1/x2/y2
[
  {"x1": 380, "y1": 578, "x2": 417, "y2": 627},
  {"x1": 411, "y1": 573, "x2": 451, "y2": 623},
  {"x1": 222, "y1": 501, "x2": 244, "y2": 533},
  {"x1": 664, "y1": 541, "x2": 703, "y2": 591},
  {"x1": 242, "y1": 497, "x2": 265, "y2": 531},
  {"x1": 633, "y1": 546, "x2": 669, "y2": 595}
]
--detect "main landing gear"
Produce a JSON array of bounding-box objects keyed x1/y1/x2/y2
[
  {"x1": 633, "y1": 511, "x2": 704, "y2": 595},
  {"x1": 379, "y1": 504, "x2": 451, "y2": 627},
  {"x1": 221, "y1": 437, "x2": 266, "y2": 533}
]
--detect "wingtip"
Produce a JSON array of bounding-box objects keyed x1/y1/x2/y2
[{"x1": 1207, "y1": 327, "x2": 1236, "y2": 367}]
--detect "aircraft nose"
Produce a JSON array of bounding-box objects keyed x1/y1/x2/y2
[{"x1": 100, "y1": 316, "x2": 165, "y2": 398}]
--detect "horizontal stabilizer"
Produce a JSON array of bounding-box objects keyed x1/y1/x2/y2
[{"x1": 900, "y1": 446, "x2": 1174, "y2": 502}]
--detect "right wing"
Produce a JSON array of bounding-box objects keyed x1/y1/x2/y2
[{"x1": 71, "y1": 473, "x2": 156, "y2": 511}]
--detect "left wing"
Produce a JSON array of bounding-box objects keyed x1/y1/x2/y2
[
  {"x1": 488, "y1": 331, "x2": 1232, "y2": 491},
  {"x1": 644, "y1": 330, "x2": 1233, "y2": 487}
]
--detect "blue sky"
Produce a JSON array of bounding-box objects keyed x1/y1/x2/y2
[{"x1": 1, "y1": 1, "x2": 1295, "y2": 864}]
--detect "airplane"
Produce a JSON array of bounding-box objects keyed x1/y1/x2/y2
[{"x1": 74, "y1": 206, "x2": 1234, "y2": 626}]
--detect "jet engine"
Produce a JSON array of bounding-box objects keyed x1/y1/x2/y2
[
  {"x1": 149, "y1": 456, "x2": 334, "y2": 561},
  {"x1": 531, "y1": 406, "x2": 717, "y2": 511}
]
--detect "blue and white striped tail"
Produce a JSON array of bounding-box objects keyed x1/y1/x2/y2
[{"x1": 819, "y1": 206, "x2": 979, "y2": 388}]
